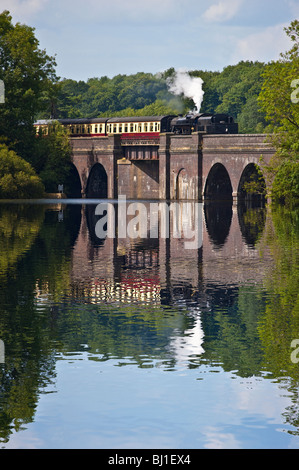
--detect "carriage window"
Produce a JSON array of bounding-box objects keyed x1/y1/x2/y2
[
  {"x1": 130, "y1": 124, "x2": 134, "y2": 132},
  {"x1": 119, "y1": 125, "x2": 122, "y2": 133},
  {"x1": 124, "y1": 125, "x2": 128, "y2": 132},
  {"x1": 144, "y1": 124, "x2": 148, "y2": 132},
  {"x1": 87, "y1": 126, "x2": 91, "y2": 133},
  {"x1": 113, "y1": 125, "x2": 117, "y2": 133},
  {"x1": 94, "y1": 125, "x2": 98, "y2": 133},
  {"x1": 150, "y1": 124, "x2": 153, "y2": 131},
  {"x1": 138, "y1": 124, "x2": 142, "y2": 132},
  {"x1": 134, "y1": 124, "x2": 138, "y2": 132}
]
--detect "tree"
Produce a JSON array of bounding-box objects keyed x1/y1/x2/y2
[
  {"x1": 0, "y1": 144, "x2": 44, "y2": 198},
  {"x1": 212, "y1": 61, "x2": 267, "y2": 133},
  {"x1": 34, "y1": 121, "x2": 73, "y2": 193},
  {"x1": 258, "y1": 20, "x2": 299, "y2": 203},
  {"x1": 0, "y1": 10, "x2": 57, "y2": 160}
]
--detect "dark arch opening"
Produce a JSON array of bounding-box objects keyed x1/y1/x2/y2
[
  {"x1": 238, "y1": 163, "x2": 266, "y2": 205},
  {"x1": 86, "y1": 163, "x2": 108, "y2": 199},
  {"x1": 64, "y1": 163, "x2": 82, "y2": 198},
  {"x1": 204, "y1": 163, "x2": 233, "y2": 201}
]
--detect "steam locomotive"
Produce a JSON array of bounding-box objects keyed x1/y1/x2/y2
[
  {"x1": 34, "y1": 112, "x2": 238, "y2": 137},
  {"x1": 170, "y1": 113, "x2": 238, "y2": 134}
]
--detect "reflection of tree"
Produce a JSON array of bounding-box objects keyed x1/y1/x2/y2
[
  {"x1": 201, "y1": 286, "x2": 265, "y2": 377},
  {"x1": 257, "y1": 205, "x2": 299, "y2": 434},
  {"x1": 1, "y1": 201, "x2": 299, "y2": 443},
  {"x1": 49, "y1": 302, "x2": 189, "y2": 367},
  {"x1": 238, "y1": 202, "x2": 267, "y2": 247},
  {"x1": 0, "y1": 204, "x2": 44, "y2": 279},
  {"x1": 0, "y1": 204, "x2": 81, "y2": 444},
  {"x1": 258, "y1": 206, "x2": 299, "y2": 378}
]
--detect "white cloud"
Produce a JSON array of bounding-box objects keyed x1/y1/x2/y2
[
  {"x1": 0, "y1": 0, "x2": 48, "y2": 22},
  {"x1": 37, "y1": 0, "x2": 186, "y2": 26},
  {"x1": 203, "y1": 0, "x2": 244, "y2": 22},
  {"x1": 203, "y1": 426, "x2": 241, "y2": 449},
  {"x1": 232, "y1": 22, "x2": 293, "y2": 63}
]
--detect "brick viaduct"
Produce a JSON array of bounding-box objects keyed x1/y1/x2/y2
[{"x1": 70, "y1": 133, "x2": 275, "y2": 201}]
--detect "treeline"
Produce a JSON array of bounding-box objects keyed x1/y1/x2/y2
[
  {"x1": 43, "y1": 62, "x2": 268, "y2": 134},
  {"x1": 0, "y1": 9, "x2": 298, "y2": 202},
  {"x1": 0, "y1": 10, "x2": 72, "y2": 196}
]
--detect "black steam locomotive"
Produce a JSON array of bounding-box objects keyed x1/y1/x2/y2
[{"x1": 170, "y1": 113, "x2": 238, "y2": 134}]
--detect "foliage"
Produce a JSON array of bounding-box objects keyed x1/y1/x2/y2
[
  {"x1": 41, "y1": 72, "x2": 181, "y2": 119},
  {"x1": 0, "y1": 204, "x2": 44, "y2": 279},
  {"x1": 212, "y1": 61, "x2": 267, "y2": 133},
  {"x1": 258, "y1": 20, "x2": 299, "y2": 203},
  {"x1": 48, "y1": 63, "x2": 268, "y2": 134},
  {"x1": 33, "y1": 121, "x2": 73, "y2": 193},
  {"x1": 258, "y1": 205, "x2": 299, "y2": 379},
  {"x1": 0, "y1": 11, "x2": 57, "y2": 160},
  {"x1": 0, "y1": 144, "x2": 44, "y2": 198},
  {"x1": 241, "y1": 163, "x2": 267, "y2": 197}
]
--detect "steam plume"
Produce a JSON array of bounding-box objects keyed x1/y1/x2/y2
[{"x1": 167, "y1": 69, "x2": 204, "y2": 112}]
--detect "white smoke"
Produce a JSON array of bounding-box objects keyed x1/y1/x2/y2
[{"x1": 167, "y1": 69, "x2": 204, "y2": 112}]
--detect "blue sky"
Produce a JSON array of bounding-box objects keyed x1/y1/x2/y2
[{"x1": 0, "y1": 0, "x2": 298, "y2": 81}]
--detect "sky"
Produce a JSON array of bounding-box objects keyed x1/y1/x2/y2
[{"x1": 0, "y1": 0, "x2": 298, "y2": 81}]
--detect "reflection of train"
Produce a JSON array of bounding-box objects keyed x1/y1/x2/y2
[{"x1": 34, "y1": 113, "x2": 238, "y2": 138}]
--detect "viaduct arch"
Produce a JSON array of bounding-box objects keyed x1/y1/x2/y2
[
  {"x1": 203, "y1": 161, "x2": 266, "y2": 202},
  {"x1": 69, "y1": 132, "x2": 275, "y2": 201},
  {"x1": 86, "y1": 163, "x2": 108, "y2": 198},
  {"x1": 201, "y1": 134, "x2": 272, "y2": 202}
]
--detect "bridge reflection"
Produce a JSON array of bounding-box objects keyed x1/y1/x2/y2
[{"x1": 70, "y1": 200, "x2": 267, "y2": 307}]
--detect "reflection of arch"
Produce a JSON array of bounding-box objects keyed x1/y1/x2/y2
[
  {"x1": 85, "y1": 203, "x2": 107, "y2": 246},
  {"x1": 237, "y1": 203, "x2": 266, "y2": 248},
  {"x1": 86, "y1": 163, "x2": 108, "y2": 199},
  {"x1": 65, "y1": 163, "x2": 82, "y2": 198},
  {"x1": 62, "y1": 204, "x2": 82, "y2": 247},
  {"x1": 176, "y1": 168, "x2": 187, "y2": 200},
  {"x1": 204, "y1": 163, "x2": 233, "y2": 201},
  {"x1": 238, "y1": 163, "x2": 266, "y2": 203},
  {"x1": 204, "y1": 202, "x2": 232, "y2": 248}
]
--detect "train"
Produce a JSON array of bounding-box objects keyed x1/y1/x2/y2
[{"x1": 34, "y1": 112, "x2": 238, "y2": 138}]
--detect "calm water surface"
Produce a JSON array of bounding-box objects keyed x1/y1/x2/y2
[{"x1": 0, "y1": 199, "x2": 298, "y2": 449}]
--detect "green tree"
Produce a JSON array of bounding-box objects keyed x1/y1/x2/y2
[
  {"x1": 0, "y1": 10, "x2": 57, "y2": 160},
  {"x1": 34, "y1": 121, "x2": 72, "y2": 193},
  {"x1": 212, "y1": 61, "x2": 267, "y2": 133},
  {"x1": 0, "y1": 144, "x2": 44, "y2": 198},
  {"x1": 258, "y1": 20, "x2": 299, "y2": 203}
]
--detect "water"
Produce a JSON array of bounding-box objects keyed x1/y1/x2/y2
[{"x1": 0, "y1": 199, "x2": 298, "y2": 449}]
